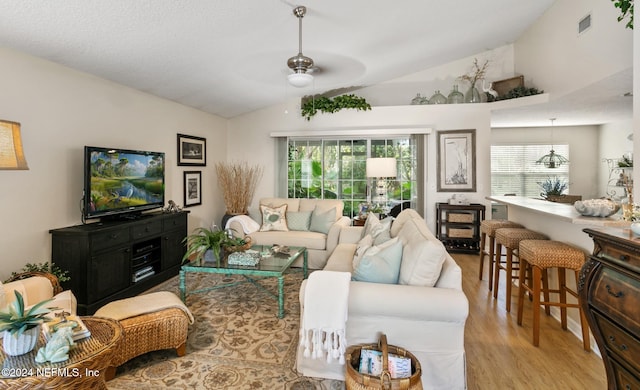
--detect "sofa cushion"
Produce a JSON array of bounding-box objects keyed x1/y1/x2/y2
[
  {"x1": 310, "y1": 207, "x2": 336, "y2": 234},
  {"x1": 352, "y1": 238, "x2": 403, "y2": 284},
  {"x1": 287, "y1": 211, "x2": 312, "y2": 231},
  {"x1": 260, "y1": 198, "x2": 300, "y2": 212},
  {"x1": 324, "y1": 243, "x2": 357, "y2": 272},
  {"x1": 399, "y1": 238, "x2": 447, "y2": 287},
  {"x1": 390, "y1": 208, "x2": 423, "y2": 237},
  {"x1": 248, "y1": 230, "x2": 327, "y2": 250},
  {"x1": 299, "y1": 199, "x2": 344, "y2": 220},
  {"x1": 259, "y1": 204, "x2": 289, "y2": 232}
]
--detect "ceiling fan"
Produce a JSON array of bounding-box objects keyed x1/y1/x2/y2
[{"x1": 287, "y1": 6, "x2": 314, "y2": 88}]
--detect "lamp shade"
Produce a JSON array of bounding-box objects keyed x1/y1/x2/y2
[
  {"x1": 288, "y1": 72, "x2": 313, "y2": 88},
  {"x1": 0, "y1": 120, "x2": 28, "y2": 170},
  {"x1": 366, "y1": 157, "x2": 397, "y2": 178}
]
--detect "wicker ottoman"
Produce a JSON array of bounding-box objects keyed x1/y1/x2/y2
[{"x1": 94, "y1": 292, "x2": 193, "y2": 380}]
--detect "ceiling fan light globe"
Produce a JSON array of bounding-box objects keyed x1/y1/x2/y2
[{"x1": 288, "y1": 72, "x2": 313, "y2": 88}]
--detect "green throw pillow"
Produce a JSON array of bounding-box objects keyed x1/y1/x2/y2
[
  {"x1": 352, "y1": 238, "x2": 403, "y2": 284},
  {"x1": 259, "y1": 204, "x2": 289, "y2": 232},
  {"x1": 309, "y1": 207, "x2": 336, "y2": 234},
  {"x1": 287, "y1": 211, "x2": 312, "y2": 231}
]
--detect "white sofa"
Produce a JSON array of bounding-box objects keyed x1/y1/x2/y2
[
  {"x1": 296, "y1": 209, "x2": 468, "y2": 389},
  {"x1": 229, "y1": 198, "x2": 351, "y2": 269}
]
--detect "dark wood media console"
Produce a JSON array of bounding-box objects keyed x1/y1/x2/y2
[{"x1": 50, "y1": 211, "x2": 188, "y2": 315}]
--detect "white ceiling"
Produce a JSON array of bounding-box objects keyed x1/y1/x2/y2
[{"x1": 0, "y1": 0, "x2": 631, "y2": 126}]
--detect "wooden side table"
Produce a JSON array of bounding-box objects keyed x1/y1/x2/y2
[
  {"x1": 0, "y1": 316, "x2": 123, "y2": 390},
  {"x1": 353, "y1": 216, "x2": 367, "y2": 226}
]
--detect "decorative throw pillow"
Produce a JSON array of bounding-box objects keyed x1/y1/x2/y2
[
  {"x1": 287, "y1": 211, "x2": 312, "y2": 231},
  {"x1": 352, "y1": 238, "x2": 403, "y2": 284},
  {"x1": 399, "y1": 239, "x2": 447, "y2": 287},
  {"x1": 361, "y1": 213, "x2": 393, "y2": 245},
  {"x1": 259, "y1": 204, "x2": 289, "y2": 232},
  {"x1": 353, "y1": 234, "x2": 373, "y2": 270},
  {"x1": 361, "y1": 212, "x2": 379, "y2": 239},
  {"x1": 372, "y1": 217, "x2": 393, "y2": 245},
  {"x1": 309, "y1": 207, "x2": 336, "y2": 234}
]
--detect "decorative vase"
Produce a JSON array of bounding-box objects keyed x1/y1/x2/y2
[
  {"x1": 3, "y1": 326, "x2": 40, "y2": 356},
  {"x1": 464, "y1": 84, "x2": 482, "y2": 103},
  {"x1": 447, "y1": 85, "x2": 465, "y2": 104},
  {"x1": 428, "y1": 90, "x2": 447, "y2": 104},
  {"x1": 632, "y1": 222, "x2": 640, "y2": 235},
  {"x1": 410, "y1": 93, "x2": 424, "y2": 105}
]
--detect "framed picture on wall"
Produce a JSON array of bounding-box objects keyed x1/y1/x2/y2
[
  {"x1": 177, "y1": 134, "x2": 206, "y2": 166},
  {"x1": 437, "y1": 129, "x2": 476, "y2": 192},
  {"x1": 184, "y1": 171, "x2": 202, "y2": 207}
]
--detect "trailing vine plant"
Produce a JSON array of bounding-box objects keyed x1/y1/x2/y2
[
  {"x1": 300, "y1": 94, "x2": 372, "y2": 121},
  {"x1": 612, "y1": 0, "x2": 634, "y2": 29}
]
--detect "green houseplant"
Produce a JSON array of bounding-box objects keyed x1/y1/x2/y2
[
  {"x1": 538, "y1": 176, "x2": 569, "y2": 200},
  {"x1": 300, "y1": 94, "x2": 372, "y2": 121},
  {"x1": 0, "y1": 291, "x2": 55, "y2": 356},
  {"x1": 182, "y1": 227, "x2": 250, "y2": 266}
]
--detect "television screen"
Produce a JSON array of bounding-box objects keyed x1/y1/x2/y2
[{"x1": 83, "y1": 146, "x2": 165, "y2": 221}]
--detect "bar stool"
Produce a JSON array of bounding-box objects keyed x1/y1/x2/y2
[
  {"x1": 494, "y1": 228, "x2": 548, "y2": 312},
  {"x1": 516, "y1": 240, "x2": 590, "y2": 350},
  {"x1": 478, "y1": 220, "x2": 523, "y2": 290}
]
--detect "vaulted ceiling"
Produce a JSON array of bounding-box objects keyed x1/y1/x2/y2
[{"x1": 0, "y1": 1, "x2": 563, "y2": 120}]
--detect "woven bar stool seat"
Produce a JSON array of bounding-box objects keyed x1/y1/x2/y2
[
  {"x1": 517, "y1": 240, "x2": 590, "y2": 350},
  {"x1": 493, "y1": 228, "x2": 548, "y2": 312},
  {"x1": 478, "y1": 220, "x2": 523, "y2": 290}
]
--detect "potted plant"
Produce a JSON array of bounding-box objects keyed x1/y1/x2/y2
[
  {"x1": 182, "y1": 227, "x2": 229, "y2": 266},
  {"x1": 215, "y1": 161, "x2": 263, "y2": 228},
  {"x1": 300, "y1": 94, "x2": 372, "y2": 120},
  {"x1": 0, "y1": 291, "x2": 55, "y2": 356},
  {"x1": 537, "y1": 176, "x2": 581, "y2": 203},
  {"x1": 182, "y1": 227, "x2": 251, "y2": 266}
]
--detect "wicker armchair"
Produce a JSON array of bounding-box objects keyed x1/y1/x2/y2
[{"x1": 5, "y1": 271, "x2": 63, "y2": 295}]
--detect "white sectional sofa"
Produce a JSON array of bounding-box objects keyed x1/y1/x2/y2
[
  {"x1": 229, "y1": 198, "x2": 351, "y2": 269},
  {"x1": 296, "y1": 209, "x2": 469, "y2": 389}
]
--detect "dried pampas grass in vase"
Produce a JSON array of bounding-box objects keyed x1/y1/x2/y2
[{"x1": 215, "y1": 161, "x2": 263, "y2": 216}]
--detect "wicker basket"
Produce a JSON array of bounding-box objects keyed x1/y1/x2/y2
[
  {"x1": 224, "y1": 236, "x2": 252, "y2": 253},
  {"x1": 345, "y1": 334, "x2": 423, "y2": 390},
  {"x1": 448, "y1": 213, "x2": 474, "y2": 223},
  {"x1": 447, "y1": 227, "x2": 473, "y2": 238}
]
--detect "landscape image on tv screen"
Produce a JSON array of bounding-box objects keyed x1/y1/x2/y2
[{"x1": 87, "y1": 149, "x2": 164, "y2": 216}]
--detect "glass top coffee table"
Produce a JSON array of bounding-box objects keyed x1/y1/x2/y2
[{"x1": 179, "y1": 245, "x2": 307, "y2": 318}]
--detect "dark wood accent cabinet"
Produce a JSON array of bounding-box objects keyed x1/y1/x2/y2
[
  {"x1": 50, "y1": 211, "x2": 188, "y2": 315},
  {"x1": 581, "y1": 227, "x2": 640, "y2": 389},
  {"x1": 436, "y1": 203, "x2": 485, "y2": 254}
]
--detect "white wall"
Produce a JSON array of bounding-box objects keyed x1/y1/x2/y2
[
  {"x1": 515, "y1": 0, "x2": 632, "y2": 95},
  {"x1": 491, "y1": 125, "x2": 600, "y2": 199},
  {"x1": 0, "y1": 47, "x2": 227, "y2": 280}
]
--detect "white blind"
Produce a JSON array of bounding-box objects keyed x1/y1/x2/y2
[{"x1": 491, "y1": 144, "x2": 570, "y2": 197}]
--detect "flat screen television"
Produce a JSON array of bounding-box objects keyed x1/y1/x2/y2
[{"x1": 83, "y1": 146, "x2": 165, "y2": 222}]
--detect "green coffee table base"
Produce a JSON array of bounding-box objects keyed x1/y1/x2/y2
[{"x1": 179, "y1": 247, "x2": 307, "y2": 319}]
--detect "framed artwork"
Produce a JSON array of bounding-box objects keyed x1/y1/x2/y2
[
  {"x1": 177, "y1": 134, "x2": 206, "y2": 166},
  {"x1": 184, "y1": 171, "x2": 202, "y2": 207},
  {"x1": 437, "y1": 129, "x2": 476, "y2": 192}
]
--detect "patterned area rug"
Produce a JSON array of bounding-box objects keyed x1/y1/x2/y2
[{"x1": 107, "y1": 271, "x2": 345, "y2": 390}]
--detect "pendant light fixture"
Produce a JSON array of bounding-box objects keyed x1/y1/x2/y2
[
  {"x1": 287, "y1": 6, "x2": 314, "y2": 88},
  {"x1": 536, "y1": 118, "x2": 569, "y2": 168}
]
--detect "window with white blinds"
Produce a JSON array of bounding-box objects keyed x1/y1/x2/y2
[{"x1": 491, "y1": 144, "x2": 570, "y2": 197}]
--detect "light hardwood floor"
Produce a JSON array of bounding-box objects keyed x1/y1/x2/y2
[{"x1": 453, "y1": 253, "x2": 607, "y2": 390}]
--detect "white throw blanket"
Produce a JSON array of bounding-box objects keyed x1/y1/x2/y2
[
  {"x1": 94, "y1": 291, "x2": 194, "y2": 324},
  {"x1": 300, "y1": 271, "x2": 351, "y2": 365},
  {"x1": 225, "y1": 215, "x2": 260, "y2": 234}
]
